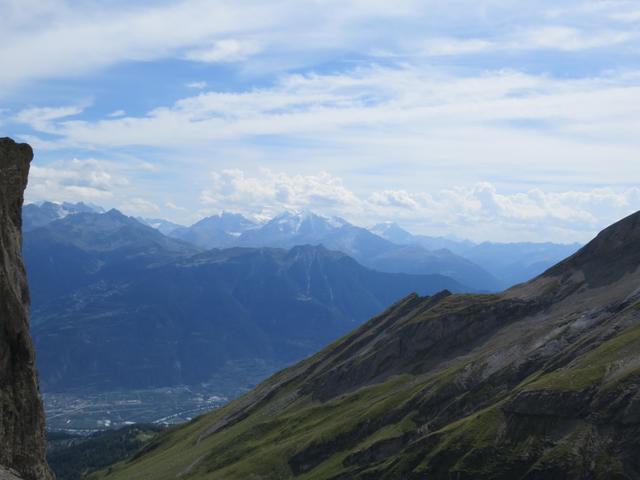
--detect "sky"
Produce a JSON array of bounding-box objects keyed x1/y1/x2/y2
[{"x1": 2, "y1": 0, "x2": 639, "y2": 243}]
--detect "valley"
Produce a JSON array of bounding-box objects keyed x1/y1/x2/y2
[{"x1": 44, "y1": 385, "x2": 229, "y2": 432}]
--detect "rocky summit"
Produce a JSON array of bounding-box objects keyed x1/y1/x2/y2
[
  {"x1": 93, "y1": 210, "x2": 640, "y2": 479},
  {"x1": 0, "y1": 139, "x2": 52, "y2": 479}
]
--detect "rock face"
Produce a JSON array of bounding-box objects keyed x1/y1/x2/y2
[{"x1": 0, "y1": 138, "x2": 52, "y2": 480}]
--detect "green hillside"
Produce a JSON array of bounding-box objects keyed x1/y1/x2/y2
[{"x1": 91, "y1": 211, "x2": 640, "y2": 479}]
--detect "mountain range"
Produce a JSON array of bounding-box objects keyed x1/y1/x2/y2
[
  {"x1": 166, "y1": 209, "x2": 579, "y2": 290},
  {"x1": 233, "y1": 211, "x2": 502, "y2": 291},
  {"x1": 22, "y1": 201, "x2": 104, "y2": 232},
  {"x1": 91, "y1": 210, "x2": 640, "y2": 480},
  {"x1": 25, "y1": 203, "x2": 580, "y2": 291},
  {"x1": 372, "y1": 221, "x2": 581, "y2": 287},
  {"x1": 23, "y1": 208, "x2": 463, "y2": 393}
]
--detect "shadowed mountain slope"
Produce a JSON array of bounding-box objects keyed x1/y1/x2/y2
[
  {"x1": 93, "y1": 210, "x2": 640, "y2": 480},
  {"x1": 26, "y1": 222, "x2": 464, "y2": 391},
  {"x1": 24, "y1": 210, "x2": 198, "y2": 306}
]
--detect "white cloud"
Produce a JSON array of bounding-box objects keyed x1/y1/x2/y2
[
  {"x1": 611, "y1": 10, "x2": 640, "y2": 23},
  {"x1": 401, "y1": 26, "x2": 637, "y2": 59},
  {"x1": 186, "y1": 81, "x2": 207, "y2": 89},
  {"x1": 0, "y1": 0, "x2": 274, "y2": 91},
  {"x1": 2, "y1": 0, "x2": 638, "y2": 94},
  {"x1": 200, "y1": 169, "x2": 362, "y2": 218},
  {"x1": 199, "y1": 169, "x2": 640, "y2": 242},
  {"x1": 0, "y1": 0, "x2": 428, "y2": 92},
  {"x1": 13, "y1": 65, "x2": 640, "y2": 232},
  {"x1": 165, "y1": 201, "x2": 187, "y2": 212},
  {"x1": 368, "y1": 190, "x2": 421, "y2": 209},
  {"x1": 19, "y1": 65, "x2": 640, "y2": 162},
  {"x1": 14, "y1": 105, "x2": 84, "y2": 132},
  {"x1": 6, "y1": 0, "x2": 640, "y2": 242},
  {"x1": 421, "y1": 38, "x2": 493, "y2": 56},
  {"x1": 514, "y1": 26, "x2": 636, "y2": 51},
  {"x1": 120, "y1": 197, "x2": 161, "y2": 216},
  {"x1": 184, "y1": 39, "x2": 261, "y2": 63},
  {"x1": 108, "y1": 109, "x2": 126, "y2": 118},
  {"x1": 26, "y1": 158, "x2": 129, "y2": 203}
]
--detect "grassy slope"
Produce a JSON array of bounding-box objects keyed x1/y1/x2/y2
[{"x1": 90, "y1": 287, "x2": 640, "y2": 480}]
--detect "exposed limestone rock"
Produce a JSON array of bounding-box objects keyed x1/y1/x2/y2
[{"x1": 0, "y1": 138, "x2": 52, "y2": 480}]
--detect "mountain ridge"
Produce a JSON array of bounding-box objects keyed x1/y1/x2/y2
[
  {"x1": 25, "y1": 204, "x2": 580, "y2": 290},
  {"x1": 92, "y1": 209, "x2": 640, "y2": 479}
]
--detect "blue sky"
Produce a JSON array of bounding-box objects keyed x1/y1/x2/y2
[{"x1": 2, "y1": 0, "x2": 639, "y2": 242}]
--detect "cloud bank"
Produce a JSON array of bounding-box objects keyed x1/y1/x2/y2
[{"x1": 5, "y1": 0, "x2": 640, "y2": 242}]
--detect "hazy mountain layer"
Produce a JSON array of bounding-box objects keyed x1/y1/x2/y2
[
  {"x1": 93, "y1": 211, "x2": 640, "y2": 479},
  {"x1": 234, "y1": 212, "x2": 502, "y2": 291},
  {"x1": 170, "y1": 212, "x2": 257, "y2": 249},
  {"x1": 373, "y1": 221, "x2": 580, "y2": 288},
  {"x1": 24, "y1": 212, "x2": 463, "y2": 392}
]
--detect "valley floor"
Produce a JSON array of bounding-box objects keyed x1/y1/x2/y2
[{"x1": 43, "y1": 360, "x2": 283, "y2": 432}]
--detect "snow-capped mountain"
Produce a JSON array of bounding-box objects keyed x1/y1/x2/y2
[
  {"x1": 22, "y1": 201, "x2": 104, "y2": 232},
  {"x1": 238, "y1": 211, "x2": 348, "y2": 248},
  {"x1": 235, "y1": 211, "x2": 501, "y2": 291}
]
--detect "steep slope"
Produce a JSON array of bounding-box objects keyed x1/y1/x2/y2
[
  {"x1": 30, "y1": 243, "x2": 464, "y2": 392},
  {"x1": 95, "y1": 210, "x2": 640, "y2": 480},
  {"x1": 0, "y1": 138, "x2": 52, "y2": 479}
]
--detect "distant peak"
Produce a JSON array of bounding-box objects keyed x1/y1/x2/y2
[
  {"x1": 105, "y1": 208, "x2": 126, "y2": 218},
  {"x1": 273, "y1": 210, "x2": 347, "y2": 225}
]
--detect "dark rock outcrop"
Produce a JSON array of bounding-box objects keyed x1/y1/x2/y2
[{"x1": 0, "y1": 138, "x2": 52, "y2": 480}]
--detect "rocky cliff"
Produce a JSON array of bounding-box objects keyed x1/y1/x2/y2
[{"x1": 0, "y1": 138, "x2": 52, "y2": 480}]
